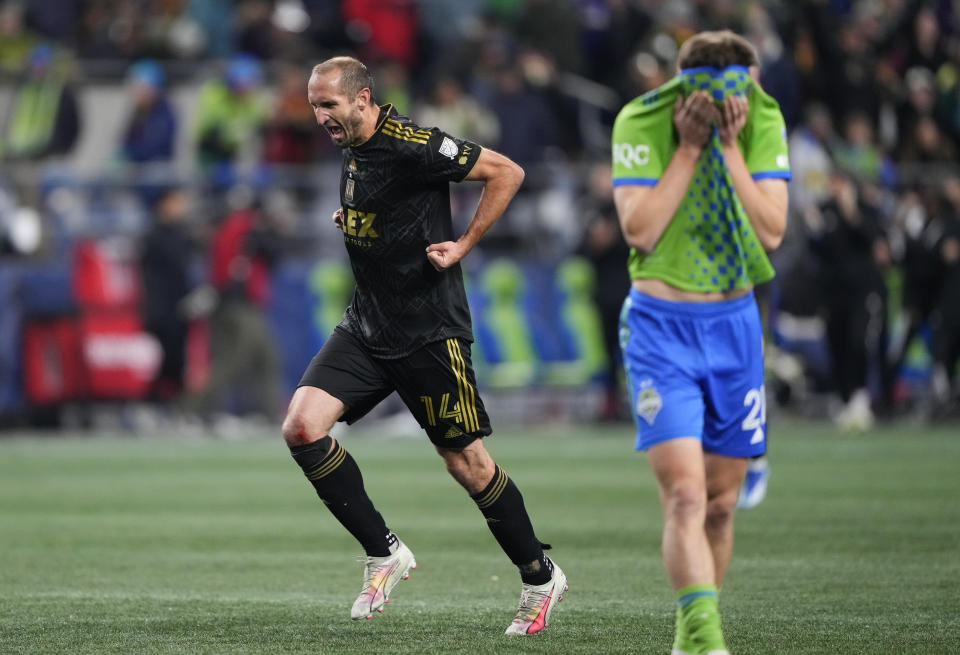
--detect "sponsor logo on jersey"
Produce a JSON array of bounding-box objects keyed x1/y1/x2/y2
[
  {"x1": 776, "y1": 154, "x2": 788, "y2": 169},
  {"x1": 443, "y1": 425, "x2": 465, "y2": 439},
  {"x1": 340, "y1": 207, "x2": 378, "y2": 246},
  {"x1": 613, "y1": 143, "x2": 650, "y2": 169},
  {"x1": 636, "y1": 378, "x2": 662, "y2": 426},
  {"x1": 439, "y1": 136, "x2": 459, "y2": 159}
]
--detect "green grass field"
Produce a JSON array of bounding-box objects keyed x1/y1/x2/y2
[{"x1": 2, "y1": 420, "x2": 959, "y2": 654}]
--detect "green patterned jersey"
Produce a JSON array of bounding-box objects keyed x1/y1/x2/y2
[{"x1": 611, "y1": 66, "x2": 790, "y2": 291}]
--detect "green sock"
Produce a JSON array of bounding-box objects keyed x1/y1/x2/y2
[{"x1": 673, "y1": 584, "x2": 726, "y2": 653}]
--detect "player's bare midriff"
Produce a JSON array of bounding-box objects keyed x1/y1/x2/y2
[{"x1": 632, "y1": 277, "x2": 752, "y2": 302}]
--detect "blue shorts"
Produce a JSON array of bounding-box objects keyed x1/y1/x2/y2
[{"x1": 619, "y1": 288, "x2": 767, "y2": 457}]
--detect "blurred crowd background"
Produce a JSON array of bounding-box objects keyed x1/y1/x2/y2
[{"x1": 0, "y1": 0, "x2": 958, "y2": 434}]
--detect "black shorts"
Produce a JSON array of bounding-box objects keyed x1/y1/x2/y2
[{"x1": 298, "y1": 328, "x2": 492, "y2": 448}]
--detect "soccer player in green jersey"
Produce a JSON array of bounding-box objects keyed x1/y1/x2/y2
[{"x1": 612, "y1": 31, "x2": 790, "y2": 654}]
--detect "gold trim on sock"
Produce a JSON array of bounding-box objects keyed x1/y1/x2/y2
[
  {"x1": 305, "y1": 442, "x2": 346, "y2": 480},
  {"x1": 475, "y1": 466, "x2": 508, "y2": 509}
]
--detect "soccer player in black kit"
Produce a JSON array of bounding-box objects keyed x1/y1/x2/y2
[{"x1": 282, "y1": 56, "x2": 567, "y2": 635}]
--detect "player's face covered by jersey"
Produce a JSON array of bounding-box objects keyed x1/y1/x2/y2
[{"x1": 307, "y1": 72, "x2": 365, "y2": 147}]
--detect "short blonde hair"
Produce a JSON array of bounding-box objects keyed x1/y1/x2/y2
[{"x1": 311, "y1": 56, "x2": 375, "y2": 99}]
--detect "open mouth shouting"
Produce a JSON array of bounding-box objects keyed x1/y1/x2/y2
[{"x1": 325, "y1": 120, "x2": 346, "y2": 143}]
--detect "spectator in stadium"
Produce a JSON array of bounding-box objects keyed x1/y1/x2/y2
[
  {"x1": 899, "y1": 6, "x2": 950, "y2": 74},
  {"x1": 194, "y1": 53, "x2": 269, "y2": 173},
  {"x1": 934, "y1": 62, "x2": 960, "y2": 147},
  {"x1": 191, "y1": 189, "x2": 284, "y2": 424},
  {"x1": 928, "y1": 176, "x2": 960, "y2": 415},
  {"x1": 577, "y1": 0, "x2": 654, "y2": 96},
  {"x1": 576, "y1": 162, "x2": 630, "y2": 422},
  {"x1": 832, "y1": 112, "x2": 896, "y2": 188},
  {"x1": 898, "y1": 115, "x2": 958, "y2": 165},
  {"x1": 413, "y1": 75, "x2": 499, "y2": 146},
  {"x1": 0, "y1": 1, "x2": 40, "y2": 76},
  {"x1": 20, "y1": 0, "x2": 81, "y2": 45},
  {"x1": 486, "y1": 66, "x2": 558, "y2": 167},
  {"x1": 788, "y1": 103, "x2": 835, "y2": 214},
  {"x1": 807, "y1": 168, "x2": 889, "y2": 430},
  {"x1": 341, "y1": 0, "x2": 420, "y2": 68},
  {"x1": 370, "y1": 60, "x2": 412, "y2": 115},
  {"x1": 119, "y1": 60, "x2": 177, "y2": 164},
  {"x1": 139, "y1": 187, "x2": 196, "y2": 401},
  {"x1": 512, "y1": 0, "x2": 584, "y2": 75},
  {"x1": 283, "y1": 56, "x2": 566, "y2": 635},
  {"x1": 896, "y1": 66, "x2": 938, "y2": 150},
  {"x1": 802, "y1": 2, "x2": 894, "y2": 128},
  {"x1": 889, "y1": 186, "x2": 949, "y2": 410},
  {"x1": 417, "y1": 0, "x2": 486, "y2": 53},
  {"x1": 262, "y1": 63, "x2": 323, "y2": 165},
  {"x1": 1, "y1": 44, "x2": 80, "y2": 161},
  {"x1": 186, "y1": 0, "x2": 235, "y2": 58},
  {"x1": 612, "y1": 30, "x2": 790, "y2": 654},
  {"x1": 235, "y1": 0, "x2": 276, "y2": 60},
  {"x1": 746, "y1": 3, "x2": 801, "y2": 129}
]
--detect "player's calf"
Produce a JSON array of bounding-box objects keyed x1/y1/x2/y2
[{"x1": 289, "y1": 437, "x2": 394, "y2": 557}]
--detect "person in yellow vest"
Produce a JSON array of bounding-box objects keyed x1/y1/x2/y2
[
  {"x1": 194, "y1": 53, "x2": 269, "y2": 172},
  {"x1": 1, "y1": 44, "x2": 80, "y2": 161}
]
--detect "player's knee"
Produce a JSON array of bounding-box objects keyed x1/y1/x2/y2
[
  {"x1": 281, "y1": 411, "x2": 314, "y2": 447},
  {"x1": 705, "y1": 495, "x2": 737, "y2": 532},
  {"x1": 281, "y1": 387, "x2": 343, "y2": 447},
  {"x1": 664, "y1": 481, "x2": 707, "y2": 522}
]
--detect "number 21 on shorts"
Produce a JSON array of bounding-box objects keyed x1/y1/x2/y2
[{"x1": 742, "y1": 385, "x2": 766, "y2": 444}]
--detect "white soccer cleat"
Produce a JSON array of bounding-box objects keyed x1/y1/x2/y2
[
  {"x1": 504, "y1": 558, "x2": 568, "y2": 635},
  {"x1": 834, "y1": 388, "x2": 875, "y2": 432},
  {"x1": 350, "y1": 540, "x2": 416, "y2": 620}
]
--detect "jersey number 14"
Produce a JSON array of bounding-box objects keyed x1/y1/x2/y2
[{"x1": 419, "y1": 393, "x2": 462, "y2": 426}]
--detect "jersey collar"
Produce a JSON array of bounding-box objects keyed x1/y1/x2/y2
[
  {"x1": 353, "y1": 103, "x2": 396, "y2": 149},
  {"x1": 375, "y1": 103, "x2": 395, "y2": 132}
]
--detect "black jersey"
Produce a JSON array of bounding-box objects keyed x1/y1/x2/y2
[{"x1": 335, "y1": 105, "x2": 483, "y2": 358}]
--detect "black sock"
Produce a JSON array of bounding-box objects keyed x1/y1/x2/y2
[
  {"x1": 290, "y1": 437, "x2": 392, "y2": 557},
  {"x1": 472, "y1": 464, "x2": 552, "y2": 585}
]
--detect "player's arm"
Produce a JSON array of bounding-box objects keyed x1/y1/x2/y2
[
  {"x1": 614, "y1": 92, "x2": 716, "y2": 254},
  {"x1": 717, "y1": 95, "x2": 788, "y2": 252},
  {"x1": 426, "y1": 148, "x2": 524, "y2": 271}
]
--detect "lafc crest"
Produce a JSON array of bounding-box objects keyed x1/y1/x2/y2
[{"x1": 345, "y1": 159, "x2": 358, "y2": 201}]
